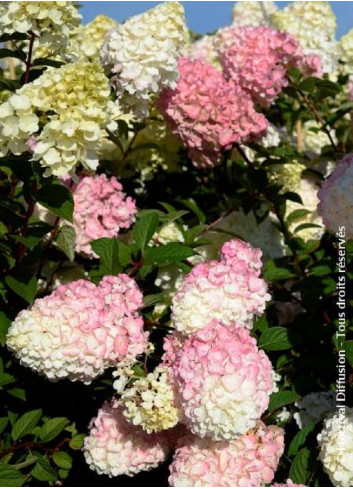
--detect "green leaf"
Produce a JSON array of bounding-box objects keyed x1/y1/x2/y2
[
  {"x1": 176, "y1": 198, "x2": 206, "y2": 223},
  {"x1": 142, "y1": 293, "x2": 166, "y2": 308},
  {"x1": 36, "y1": 184, "x2": 73, "y2": 223},
  {"x1": 0, "y1": 465, "x2": 27, "y2": 487},
  {"x1": 258, "y1": 327, "x2": 301, "y2": 351},
  {"x1": 10, "y1": 223, "x2": 53, "y2": 251},
  {"x1": 298, "y1": 77, "x2": 317, "y2": 94},
  {"x1": 31, "y1": 457, "x2": 57, "y2": 482},
  {"x1": 269, "y1": 391, "x2": 301, "y2": 412},
  {"x1": 69, "y1": 434, "x2": 85, "y2": 450},
  {"x1": 0, "y1": 48, "x2": 25, "y2": 61},
  {"x1": 55, "y1": 225, "x2": 76, "y2": 261},
  {"x1": 289, "y1": 448, "x2": 311, "y2": 484},
  {"x1": 117, "y1": 240, "x2": 132, "y2": 266},
  {"x1": 11, "y1": 409, "x2": 43, "y2": 441},
  {"x1": 53, "y1": 452, "x2": 72, "y2": 470},
  {"x1": 7, "y1": 388, "x2": 26, "y2": 401},
  {"x1": 91, "y1": 238, "x2": 120, "y2": 274},
  {"x1": 263, "y1": 261, "x2": 295, "y2": 282},
  {"x1": 0, "y1": 417, "x2": 8, "y2": 434},
  {"x1": 133, "y1": 212, "x2": 159, "y2": 250},
  {"x1": 40, "y1": 417, "x2": 69, "y2": 443},
  {"x1": 288, "y1": 424, "x2": 316, "y2": 457},
  {"x1": 344, "y1": 341, "x2": 353, "y2": 367},
  {"x1": 32, "y1": 58, "x2": 64, "y2": 68},
  {"x1": 144, "y1": 243, "x2": 195, "y2": 266},
  {"x1": 0, "y1": 312, "x2": 11, "y2": 346},
  {"x1": 286, "y1": 209, "x2": 310, "y2": 225},
  {"x1": 5, "y1": 275, "x2": 37, "y2": 304}
]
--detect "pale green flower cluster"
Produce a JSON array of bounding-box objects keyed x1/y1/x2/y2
[
  {"x1": 70, "y1": 15, "x2": 118, "y2": 60},
  {"x1": 271, "y1": 1, "x2": 339, "y2": 73},
  {"x1": 0, "y1": 1, "x2": 81, "y2": 51},
  {"x1": 121, "y1": 367, "x2": 179, "y2": 434},
  {"x1": 0, "y1": 62, "x2": 112, "y2": 176},
  {"x1": 339, "y1": 28, "x2": 353, "y2": 75}
]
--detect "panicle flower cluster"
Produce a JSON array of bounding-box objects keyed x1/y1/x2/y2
[
  {"x1": 71, "y1": 15, "x2": 118, "y2": 60},
  {"x1": 157, "y1": 57, "x2": 268, "y2": 169},
  {"x1": 0, "y1": 2, "x2": 81, "y2": 51},
  {"x1": 214, "y1": 26, "x2": 321, "y2": 108},
  {"x1": 317, "y1": 407, "x2": 353, "y2": 487},
  {"x1": 301, "y1": 120, "x2": 337, "y2": 158},
  {"x1": 339, "y1": 29, "x2": 353, "y2": 75},
  {"x1": 232, "y1": 1, "x2": 278, "y2": 27},
  {"x1": 271, "y1": 1, "x2": 338, "y2": 73},
  {"x1": 6, "y1": 276, "x2": 148, "y2": 383},
  {"x1": 294, "y1": 391, "x2": 335, "y2": 429},
  {"x1": 121, "y1": 366, "x2": 180, "y2": 434},
  {"x1": 84, "y1": 399, "x2": 174, "y2": 477},
  {"x1": 71, "y1": 174, "x2": 137, "y2": 258},
  {"x1": 170, "y1": 321, "x2": 276, "y2": 440},
  {"x1": 169, "y1": 421, "x2": 284, "y2": 486},
  {"x1": 171, "y1": 238, "x2": 270, "y2": 335},
  {"x1": 100, "y1": 2, "x2": 189, "y2": 118},
  {"x1": 286, "y1": 178, "x2": 324, "y2": 242},
  {"x1": 273, "y1": 481, "x2": 306, "y2": 487},
  {"x1": 318, "y1": 154, "x2": 353, "y2": 239},
  {"x1": 0, "y1": 61, "x2": 112, "y2": 177}
]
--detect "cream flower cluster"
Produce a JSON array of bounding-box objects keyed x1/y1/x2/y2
[
  {"x1": 151, "y1": 222, "x2": 184, "y2": 247},
  {"x1": 71, "y1": 15, "x2": 118, "y2": 60},
  {"x1": 232, "y1": 1, "x2": 278, "y2": 27},
  {"x1": 271, "y1": 1, "x2": 339, "y2": 73},
  {"x1": 286, "y1": 178, "x2": 324, "y2": 242},
  {"x1": 169, "y1": 421, "x2": 284, "y2": 486},
  {"x1": 100, "y1": 2, "x2": 189, "y2": 117},
  {"x1": 0, "y1": 61, "x2": 112, "y2": 176},
  {"x1": 171, "y1": 238, "x2": 270, "y2": 335},
  {"x1": 318, "y1": 407, "x2": 353, "y2": 487},
  {"x1": 121, "y1": 366, "x2": 180, "y2": 434},
  {"x1": 170, "y1": 321, "x2": 276, "y2": 440},
  {"x1": 6, "y1": 276, "x2": 148, "y2": 383},
  {"x1": 294, "y1": 391, "x2": 335, "y2": 429},
  {"x1": 71, "y1": 174, "x2": 137, "y2": 258},
  {"x1": 339, "y1": 29, "x2": 353, "y2": 74},
  {"x1": 318, "y1": 154, "x2": 353, "y2": 239},
  {"x1": 84, "y1": 399, "x2": 174, "y2": 478},
  {"x1": 158, "y1": 56, "x2": 268, "y2": 168},
  {"x1": 0, "y1": 2, "x2": 81, "y2": 51}
]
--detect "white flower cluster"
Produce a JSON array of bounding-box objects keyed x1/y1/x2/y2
[
  {"x1": 271, "y1": 1, "x2": 339, "y2": 73},
  {"x1": 232, "y1": 1, "x2": 278, "y2": 27},
  {"x1": 100, "y1": 2, "x2": 189, "y2": 118},
  {"x1": 0, "y1": 1, "x2": 81, "y2": 51},
  {"x1": 339, "y1": 29, "x2": 353, "y2": 75},
  {"x1": 318, "y1": 407, "x2": 353, "y2": 487},
  {"x1": 121, "y1": 366, "x2": 179, "y2": 434},
  {"x1": 0, "y1": 61, "x2": 112, "y2": 176},
  {"x1": 294, "y1": 391, "x2": 335, "y2": 429},
  {"x1": 151, "y1": 222, "x2": 184, "y2": 246}
]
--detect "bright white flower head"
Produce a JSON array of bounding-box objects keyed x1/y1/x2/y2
[
  {"x1": 232, "y1": 1, "x2": 278, "y2": 27},
  {"x1": 0, "y1": 2, "x2": 81, "y2": 51},
  {"x1": 271, "y1": 1, "x2": 339, "y2": 73},
  {"x1": 121, "y1": 366, "x2": 180, "y2": 434},
  {"x1": 100, "y1": 2, "x2": 189, "y2": 117},
  {"x1": 318, "y1": 407, "x2": 353, "y2": 487},
  {"x1": 318, "y1": 154, "x2": 353, "y2": 239},
  {"x1": 7, "y1": 276, "x2": 148, "y2": 383},
  {"x1": 84, "y1": 399, "x2": 175, "y2": 477},
  {"x1": 339, "y1": 29, "x2": 353, "y2": 74},
  {"x1": 294, "y1": 391, "x2": 335, "y2": 429}
]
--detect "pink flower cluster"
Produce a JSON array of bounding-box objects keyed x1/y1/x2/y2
[
  {"x1": 171, "y1": 239, "x2": 271, "y2": 335},
  {"x1": 72, "y1": 174, "x2": 137, "y2": 257},
  {"x1": 273, "y1": 481, "x2": 307, "y2": 487},
  {"x1": 215, "y1": 26, "x2": 322, "y2": 107},
  {"x1": 84, "y1": 399, "x2": 175, "y2": 477},
  {"x1": 6, "y1": 275, "x2": 148, "y2": 382},
  {"x1": 169, "y1": 321, "x2": 275, "y2": 440},
  {"x1": 169, "y1": 421, "x2": 284, "y2": 486},
  {"x1": 157, "y1": 57, "x2": 268, "y2": 168}
]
